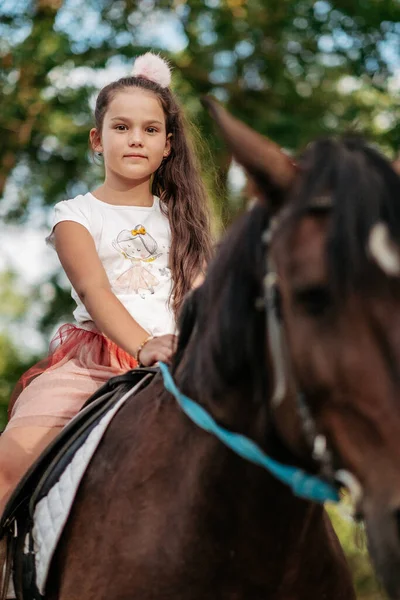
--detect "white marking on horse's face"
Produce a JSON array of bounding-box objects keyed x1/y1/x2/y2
[{"x1": 368, "y1": 223, "x2": 400, "y2": 276}]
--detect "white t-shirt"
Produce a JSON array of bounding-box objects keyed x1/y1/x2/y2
[{"x1": 47, "y1": 192, "x2": 176, "y2": 336}]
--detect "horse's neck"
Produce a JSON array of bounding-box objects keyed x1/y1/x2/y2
[
  {"x1": 174, "y1": 339, "x2": 270, "y2": 445},
  {"x1": 145, "y1": 385, "x2": 338, "y2": 592}
]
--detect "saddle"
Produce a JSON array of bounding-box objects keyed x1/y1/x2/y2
[{"x1": 0, "y1": 367, "x2": 158, "y2": 600}]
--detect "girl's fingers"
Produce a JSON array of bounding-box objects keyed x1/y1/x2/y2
[
  {"x1": 160, "y1": 334, "x2": 177, "y2": 348},
  {"x1": 140, "y1": 335, "x2": 178, "y2": 366},
  {"x1": 156, "y1": 348, "x2": 173, "y2": 361},
  {"x1": 154, "y1": 340, "x2": 176, "y2": 354},
  {"x1": 149, "y1": 351, "x2": 170, "y2": 365}
]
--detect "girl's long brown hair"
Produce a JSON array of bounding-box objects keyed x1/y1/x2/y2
[{"x1": 93, "y1": 75, "x2": 213, "y2": 315}]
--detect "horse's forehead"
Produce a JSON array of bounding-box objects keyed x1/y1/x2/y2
[{"x1": 275, "y1": 215, "x2": 329, "y2": 283}]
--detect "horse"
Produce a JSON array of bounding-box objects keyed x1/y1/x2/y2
[
  {"x1": 6, "y1": 100, "x2": 400, "y2": 599},
  {"x1": 200, "y1": 98, "x2": 400, "y2": 597}
]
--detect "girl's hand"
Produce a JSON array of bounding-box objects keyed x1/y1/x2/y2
[{"x1": 137, "y1": 334, "x2": 177, "y2": 367}]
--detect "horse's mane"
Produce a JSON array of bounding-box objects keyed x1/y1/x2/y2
[
  {"x1": 174, "y1": 203, "x2": 270, "y2": 406},
  {"x1": 292, "y1": 136, "x2": 400, "y2": 293},
  {"x1": 173, "y1": 288, "x2": 199, "y2": 368}
]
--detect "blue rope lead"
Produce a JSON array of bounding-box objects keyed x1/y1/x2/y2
[{"x1": 159, "y1": 362, "x2": 339, "y2": 504}]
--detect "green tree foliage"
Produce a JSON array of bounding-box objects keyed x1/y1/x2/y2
[
  {"x1": 0, "y1": 271, "x2": 28, "y2": 319},
  {"x1": 1, "y1": 0, "x2": 399, "y2": 220},
  {"x1": 0, "y1": 333, "x2": 37, "y2": 429},
  {"x1": 328, "y1": 505, "x2": 388, "y2": 599},
  {"x1": 0, "y1": 270, "x2": 39, "y2": 427}
]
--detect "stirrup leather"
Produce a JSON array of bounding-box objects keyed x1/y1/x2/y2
[{"x1": 0, "y1": 528, "x2": 15, "y2": 600}]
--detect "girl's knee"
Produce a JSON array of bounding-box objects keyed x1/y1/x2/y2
[
  {"x1": 0, "y1": 426, "x2": 62, "y2": 484},
  {"x1": 0, "y1": 426, "x2": 62, "y2": 515}
]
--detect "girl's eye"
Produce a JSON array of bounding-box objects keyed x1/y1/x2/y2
[
  {"x1": 146, "y1": 127, "x2": 158, "y2": 134},
  {"x1": 115, "y1": 125, "x2": 127, "y2": 131}
]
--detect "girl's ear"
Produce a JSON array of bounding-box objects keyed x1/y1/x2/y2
[
  {"x1": 90, "y1": 128, "x2": 103, "y2": 153},
  {"x1": 163, "y1": 133, "x2": 172, "y2": 158}
]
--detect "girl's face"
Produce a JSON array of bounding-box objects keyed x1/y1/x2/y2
[{"x1": 91, "y1": 88, "x2": 171, "y2": 186}]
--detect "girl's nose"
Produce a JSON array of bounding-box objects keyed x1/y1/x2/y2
[{"x1": 128, "y1": 129, "x2": 144, "y2": 146}]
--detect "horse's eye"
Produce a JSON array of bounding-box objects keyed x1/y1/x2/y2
[{"x1": 294, "y1": 285, "x2": 332, "y2": 317}]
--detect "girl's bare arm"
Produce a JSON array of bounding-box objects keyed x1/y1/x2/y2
[{"x1": 54, "y1": 221, "x2": 175, "y2": 363}]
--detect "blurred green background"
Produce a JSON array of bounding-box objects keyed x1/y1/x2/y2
[{"x1": 1, "y1": 1, "x2": 399, "y2": 596}]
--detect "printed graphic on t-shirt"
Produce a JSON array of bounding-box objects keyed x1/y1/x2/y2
[{"x1": 111, "y1": 224, "x2": 166, "y2": 297}]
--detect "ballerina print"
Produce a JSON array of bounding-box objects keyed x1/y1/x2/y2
[{"x1": 111, "y1": 225, "x2": 162, "y2": 297}]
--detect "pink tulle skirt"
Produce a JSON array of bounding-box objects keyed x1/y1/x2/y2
[{"x1": 5, "y1": 324, "x2": 138, "y2": 431}]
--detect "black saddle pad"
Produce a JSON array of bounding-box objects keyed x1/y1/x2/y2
[{"x1": 0, "y1": 367, "x2": 158, "y2": 534}]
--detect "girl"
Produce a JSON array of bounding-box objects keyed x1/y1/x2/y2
[{"x1": 0, "y1": 52, "x2": 213, "y2": 515}]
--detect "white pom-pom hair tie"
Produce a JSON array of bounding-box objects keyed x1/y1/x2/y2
[{"x1": 131, "y1": 52, "x2": 172, "y2": 88}]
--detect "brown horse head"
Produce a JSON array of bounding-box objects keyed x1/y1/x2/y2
[{"x1": 204, "y1": 96, "x2": 400, "y2": 599}]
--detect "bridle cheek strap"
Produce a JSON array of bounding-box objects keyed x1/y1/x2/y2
[
  {"x1": 264, "y1": 262, "x2": 288, "y2": 407},
  {"x1": 262, "y1": 225, "x2": 362, "y2": 509}
]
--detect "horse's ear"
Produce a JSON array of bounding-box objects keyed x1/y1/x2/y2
[{"x1": 202, "y1": 96, "x2": 297, "y2": 211}]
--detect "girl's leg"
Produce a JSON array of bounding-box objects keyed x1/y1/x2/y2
[{"x1": 0, "y1": 426, "x2": 63, "y2": 516}]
